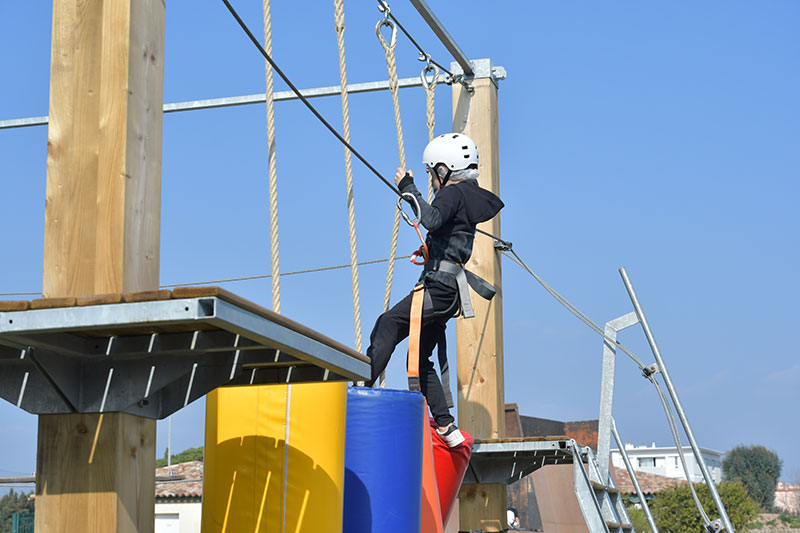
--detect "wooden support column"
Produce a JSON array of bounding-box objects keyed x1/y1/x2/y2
[
  {"x1": 453, "y1": 61, "x2": 506, "y2": 532},
  {"x1": 37, "y1": 1, "x2": 164, "y2": 531}
]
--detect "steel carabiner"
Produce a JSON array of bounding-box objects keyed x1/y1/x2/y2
[{"x1": 396, "y1": 193, "x2": 429, "y2": 265}]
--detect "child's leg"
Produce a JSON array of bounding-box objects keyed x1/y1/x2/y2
[
  {"x1": 365, "y1": 291, "x2": 413, "y2": 386},
  {"x1": 418, "y1": 321, "x2": 455, "y2": 427}
]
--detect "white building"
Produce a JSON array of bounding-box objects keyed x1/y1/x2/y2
[
  {"x1": 610, "y1": 443, "x2": 724, "y2": 484},
  {"x1": 155, "y1": 461, "x2": 203, "y2": 533}
]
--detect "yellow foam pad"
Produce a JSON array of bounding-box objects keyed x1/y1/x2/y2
[{"x1": 202, "y1": 383, "x2": 347, "y2": 532}]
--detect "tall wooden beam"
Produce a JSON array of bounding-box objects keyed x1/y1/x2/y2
[
  {"x1": 37, "y1": 1, "x2": 164, "y2": 531},
  {"x1": 453, "y1": 63, "x2": 506, "y2": 532}
]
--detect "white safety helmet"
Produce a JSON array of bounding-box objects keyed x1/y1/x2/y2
[{"x1": 422, "y1": 133, "x2": 479, "y2": 172}]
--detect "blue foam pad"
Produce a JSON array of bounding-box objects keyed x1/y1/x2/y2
[{"x1": 343, "y1": 387, "x2": 425, "y2": 533}]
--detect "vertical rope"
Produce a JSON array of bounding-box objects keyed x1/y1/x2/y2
[
  {"x1": 377, "y1": 21, "x2": 404, "y2": 314},
  {"x1": 333, "y1": 0, "x2": 363, "y2": 353},
  {"x1": 263, "y1": 0, "x2": 281, "y2": 313},
  {"x1": 423, "y1": 66, "x2": 439, "y2": 203}
]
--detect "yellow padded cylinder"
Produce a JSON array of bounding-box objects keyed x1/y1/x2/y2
[{"x1": 202, "y1": 383, "x2": 347, "y2": 532}]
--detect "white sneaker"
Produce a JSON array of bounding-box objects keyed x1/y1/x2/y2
[{"x1": 436, "y1": 424, "x2": 465, "y2": 448}]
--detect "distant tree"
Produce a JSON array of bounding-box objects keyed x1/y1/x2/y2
[
  {"x1": 723, "y1": 445, "x2": 782, "y2": 510},
  {"x1": 155, "y1": 446, "x2": 204, "y2": 468},
  {"x1": 0, "y1": 489, "x2": 35, "y2": 533},
  {"x1": 649, "y1": 481, "x2": 758, "y2": 533}
]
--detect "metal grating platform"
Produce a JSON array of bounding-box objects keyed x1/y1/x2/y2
[
  {"x1": 0, "y1": 287, "x2": 370, "y2": 419},
  {"x1": 465, "y1": 437, "x2": 577, "y2": 485}
]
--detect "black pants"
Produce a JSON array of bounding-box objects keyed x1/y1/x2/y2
[{"x1": 366, "y1": 280, "x2": 458, "y2": 427}]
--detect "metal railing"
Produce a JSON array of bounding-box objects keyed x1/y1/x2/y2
[{"x1": 595, "y1": 268, "x2": 734, "y2": 533}]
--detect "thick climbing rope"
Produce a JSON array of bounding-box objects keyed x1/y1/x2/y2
[
  {"x1": 421, "y1": 61, "x2": 439, "y2": 202},
  {"x1": 262, "y1": 0, "x2": 281, "y2": 313},
  {"x1": 376, "y1": 10, "x2": 404, "y2": 314},
  {"x1": 333, "y1": 0, "x2": 363, "y2": 353}
]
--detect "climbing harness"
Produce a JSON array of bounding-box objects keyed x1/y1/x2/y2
[
  {"x1": 428, "y1": 259, "x2": 496, "y2": 319},
  {"x1": 405, "y1": 259, "x2": 497, "y2": 405},
  {"x1": 407, "y1": 283, "x2": 425, "y2": 392}
]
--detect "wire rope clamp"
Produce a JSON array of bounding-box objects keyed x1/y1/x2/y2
[{"x1": 641, "y1": 363, "x2": 660, "y2": 379}]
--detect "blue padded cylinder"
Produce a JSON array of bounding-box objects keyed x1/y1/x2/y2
[{"x1": 343, "y1": 387, "x2": 425, "y2": 533}]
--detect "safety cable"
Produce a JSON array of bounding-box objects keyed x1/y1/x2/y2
[
  {"x1": 219, "y1": 0, "x2": 402, "y2": 198},
  {"x1": 468, "y1": 228, "x2": 648, "y2": 370},
  {"x1": 0, "y1": 256, "x2": 413, "y2": 297},
  {"x1": 376, "y1": 1, "x2": 468, "y2": 88},
  {"x1": 160, "y1": 255, "x2": 412, "y2": 288},
  {"x1": 649, "y1": 376, "x2": 713, "y2": 525}
]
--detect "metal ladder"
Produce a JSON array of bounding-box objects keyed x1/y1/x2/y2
[{"x1": 571, "y1": 441, "x2": 636, "y2": 533}]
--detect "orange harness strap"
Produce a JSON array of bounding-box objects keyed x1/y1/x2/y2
[{"x1": 407, "y1": 283, "x2": 425, "y2": 391}]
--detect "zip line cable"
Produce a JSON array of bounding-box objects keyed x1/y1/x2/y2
[
  {"x1": 650, "y1": 376, "x2": 713, "y2": 525},
  {"x1": 219, "y1": 0, "x2": 401, "y2": 198},
  {"x1": 484, "y1": 239, "x2": 648, "y2": 370}
]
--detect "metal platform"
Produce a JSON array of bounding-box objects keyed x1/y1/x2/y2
[
  {"x1": 465, "y1": 437, "x2": 576, "y2": 485},
  {"x1": 0, "y1": 287, "x2": 370, "y2": 419}
]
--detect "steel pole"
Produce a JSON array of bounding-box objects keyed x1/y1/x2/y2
[
  {"x1": 408, "y1": 0, "x2": 473, "y2": 76},
  {"x1": 619, "y1": 267, "x2": 734, "y2": 533},
  {"x1": 611, "y1": 418, "x2": 658, "y2": 533}
]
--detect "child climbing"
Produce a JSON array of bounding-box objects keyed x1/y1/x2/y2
[{"x1": 366, "y1": 132, "x2": 504, "y2": 447}]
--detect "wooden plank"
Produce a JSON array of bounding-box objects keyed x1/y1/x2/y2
[
  {"x1": 123, "y1": 289, "x2": 172, "y2": 302},
  {"x1": 0, "y1": 301, "x2": 31, "y2": 312},
  {"x1": 172, "y1": 286, "x2": 369, "y2": 364},
  {"x1": 37, "y1": 1, "x2": 164, "y2": 531},
  {"x1": 453, "y1": 75, "x2": 506, "y2": 530},
  {"x1": 31, "y1": 297, "x2": 77, "y2": 310},
  {"x1": 76, "y1": 294, "x2": 124, "y2": 307}
]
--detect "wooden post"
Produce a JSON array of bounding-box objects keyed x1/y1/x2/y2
[
  {"x1": 37, "y1": 0, "x2": 164, "y2": 531},
  {"x1": 453, "y1": 62, "x2": 506, "y2": 531}
]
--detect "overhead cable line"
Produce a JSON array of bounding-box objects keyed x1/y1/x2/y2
[{"x1": 219, "y1": 0, "x2": 402, "y2": 198}]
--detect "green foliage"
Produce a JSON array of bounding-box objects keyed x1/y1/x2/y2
[
  {"x1": 778, "y1": 512, "x2": 800, "y2": 527},
  {"x1": 155, "y1": 446, "x2": 204, "y2": 468},
  {"x1": 747, "y1": 520, "x2": 762, "y2": 529},
  {"x1": 625, "y1": 505, "x2": 653, "y2": 533},
  {"x1": 723, "y1": 445, "x2": 782, "y2": 510},
  {"x1": 0, "y1": 489, "x2": 35, "y2": 533},
  {"x1": 649, "y1": 481, "x2": 758, "y2": 533}
]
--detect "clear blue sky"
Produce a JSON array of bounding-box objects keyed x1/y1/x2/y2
[{"x1": 1, "y1": 1, "x2": 798, "y2": 490}]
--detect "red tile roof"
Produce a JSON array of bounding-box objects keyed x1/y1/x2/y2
[
  {"x1": 155, "y1": 461, "x2": 203, "y2": 500},
  {"x1": 611, "y1": 465, "x2": 686, "y2": 494}
]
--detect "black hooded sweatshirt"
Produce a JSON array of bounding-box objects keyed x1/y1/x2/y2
[{"x1": 398, "y1": 175, "x2": 504, "y2": 289}]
